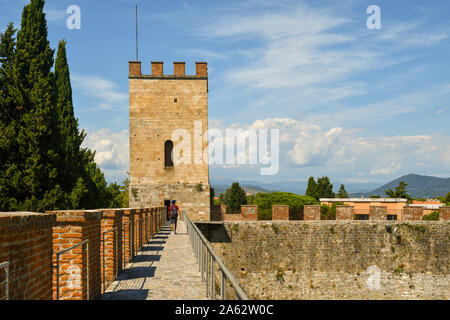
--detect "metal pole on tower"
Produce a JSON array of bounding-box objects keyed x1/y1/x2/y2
[{"x1": 136, "y1": 4, "x2": 139, "y2": 61}]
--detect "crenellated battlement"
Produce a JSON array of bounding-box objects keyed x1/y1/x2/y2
[{"x1": 128, "y1": 61, "x2": 208, "y2": 78}]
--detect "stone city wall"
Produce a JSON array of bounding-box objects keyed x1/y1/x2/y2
[{"x1": 198, "y1": 220, "x2": 450, "y2": 300}]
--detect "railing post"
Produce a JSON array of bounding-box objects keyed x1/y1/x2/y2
[
  {"x1": 205, "y1": 251, "x2": 209, "y2": 298},
  {"x1": 221, "y1": 270, "x2": 225, "y2": 300},
  {"x1": 200, "y1": 240, "x2": 204, "y2": 281},
  {"x1": 211, "y1": 255, "x2": 215, "y2": 300}
]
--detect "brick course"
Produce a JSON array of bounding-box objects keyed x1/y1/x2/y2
[
  {"x1": 369, "y1": 206, "x2": 387, "y2": 220},
  {"x1": 241, "y1": 205, "x2": 258, "y2": 221},
  {"x1": 99, "y1": 209, "x2": 123, "y2": 293},
  {"x1": 403, "y1": 207, "x2": 424, "y2": 221},
  {"x1": 272, "y1": 205, "x2": 290, "y2": 220},
  {"x1": 336, "y1": 206, "x2": 354, "y2": 220},
  {"x1": 0, "y1": 212, "x2": 55, "y2": 300},
  {"x1": 304, "y1": 205, "x2": 320, "y2": 220},
  {"x1": 439, "y1": 207, "x2": 450, "y2": 221},
  {"x1": 48, "y1": 210, "x2": 102, "y2": 300}
]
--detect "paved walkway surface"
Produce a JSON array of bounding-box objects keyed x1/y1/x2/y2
[{"x1": 102, "y1": 220, "x2": 206, "y2": 300}]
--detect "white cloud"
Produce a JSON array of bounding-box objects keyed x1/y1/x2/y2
[
  {"x1": 370, "y1": 163, "x2": 402, "y2": 175},
  {"x1": 209, "y1": 117, "x2": 450, "y2": 181},
  {"x1": 82, "y1": 128, "x2": 129, "y2": 182},
  {"x1": 72, "y1": 75, "x2": 127, "y2": 110},
  {"x1": 44, "y1": 7, "x2": 66, "y2": 22}
]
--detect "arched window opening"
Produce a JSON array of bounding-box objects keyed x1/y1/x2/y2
[{"x1": 164, "y1": 140, "x2": 174, "y2": 167}]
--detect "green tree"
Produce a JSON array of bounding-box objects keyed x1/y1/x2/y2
[
  {"x1": 336, "y1": 184, "x2": 348, "y2": 198},
  {"x1": 106, "y1": 177, "x2": 129, "y2": 208},
  {"x1": 305, "y1": 177, "x2": 317, "y2": 200},
  {"x1": 444, "y1": 192, "x2": 450, "y2": 206},
  {"x1": 218, "y1": 193, "x2": 225, "y2": 205},
  {"x1": 0, "y1": 0, "x2": 116, "y2": 211},
  {"x1": 385, "y1": 181, "x2": 410, "y2": 200},
  {"x1": 210, "y1": 187, "x2": 215, "y2": 207},
  {"x1": 0, "y1": 23, "x2": 20, "y2": 211},
  {"x1": 422, "y1": 211, "x2": 439, "y2": 221},
  {"x1": 224, "y1": 182, "x2": 247, "y2": 213},
  {"x1": 54, "y1": 40, "x2": 84, "y2": 198},
  {"x1": 248, "y1": 192, "x2": 318, "y2": 220},
  {"x1": 316, "y1": 176, "x2": 335, "y2": 199},
  {"x1": 4, "y1": 0, "x2": 65, "y2": 212}
]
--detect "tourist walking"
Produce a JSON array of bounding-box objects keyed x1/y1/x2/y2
[{"x1": 169, "y1": 200, "x2": 179, "y2": 234}]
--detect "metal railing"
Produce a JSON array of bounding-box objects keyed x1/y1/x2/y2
[
  {"x1": 102, "y1": 227, "x2": 118, "y2": 293},
  {"x1": 55, "y1": 240, "x2": 89, "y2": 300},
  {"x1": 184, "y1": 214, "x2": 249, "y2": 300},
  {"x1": 0, "y1": 261, "x2": 9, "y2": 300}
]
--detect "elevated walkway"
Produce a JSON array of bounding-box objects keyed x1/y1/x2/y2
[{"x1": 102, "y1": 220, "x2": 206, "y2": 300}]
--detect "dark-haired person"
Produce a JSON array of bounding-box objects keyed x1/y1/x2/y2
[{"x1": 168, "y1": 200, "x2": 179, "y2": 234}]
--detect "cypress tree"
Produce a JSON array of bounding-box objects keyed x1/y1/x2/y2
[
  {"x1": 13, "y1": 0, "x2": 64, "y2": 211},
  {"x1": 0, "y1": 0, "x2": 116, "y2": 211},
  {"x1": 337, "y1": 184, "x2": 348, "y2": 198},
  {"x1": 316, "y1": 176, "x2": 335, "y2": 199},
  {"x1": 305, "y1": 177, "x2": 317, "y2": 200},
  {"x1": 53, "y1": 38, "x2": 110, "y2": 210},
  {"x1": 0, "y1": 23, "x2": 20, "y2": 211},
  {"x1": 54, "y1": 40, "x2": 84, "y2": 200},
  {"x1": 224, "y1": 182, "x2": 247, "y2": 213}
]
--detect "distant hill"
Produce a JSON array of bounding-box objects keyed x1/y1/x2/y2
[
  {"x1": 212, "y1": 184, "x2": 272, "y2": 196},
  {"x1": 366, "y1": 174, "x2": 450, "y2": 198}
]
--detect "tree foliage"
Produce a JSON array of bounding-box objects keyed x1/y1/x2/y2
[
  {"x1": 305, "y1": 177, "x2": 317, "y2": 200},
  {"x1": 223, "y1": 182, "x2": 247, "y2": 213},
  {"x1": 445, "y1": 192, "x2": 450, "y2": 206},
  {"x1": 316, "y1": 176, "x2": 335, "y2": 199},
  {"x1": 385, "y1": 181, "x2": 410, "y2": 200},
  {"x1": 247, "y1": 192, "x2": 319, "y2": 220},
  {"x1": 336, "y1": 184, "x2": 348, "y2": 198},
  {"x1": 0, "y1": 0, "x2": 118, "y2": 211},
  {"x1": 422, "y1": 211, "x2": 439, "y2": 221}
]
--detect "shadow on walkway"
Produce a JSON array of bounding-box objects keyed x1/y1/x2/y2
[
  {"x1": 132, "y1": 254, "x2": 161, "y2": 263},
  {"x1": 102, "y1": 289, "x2": 149, "y2": 300},
  {"x1": 117, "y1": 266, "x2": 156, "y2": 280}
]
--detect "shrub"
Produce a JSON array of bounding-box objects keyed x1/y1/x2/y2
[
  {"x1": 422, "y1": 211, "x2": 439, "y2": 221},
  {"x1": 247, "y1": 192, "x2": 319, "y2": 220}
]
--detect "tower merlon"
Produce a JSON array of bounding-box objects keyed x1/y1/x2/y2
[
  {"x1": 129, "y1": 61, "x2": 141, "y2": 77},
  {"x1": 128, "y1": 61, "x2": 208, "y2": 78},
  {"x1": 173, "y1": 62, "x2": 186, "y2": 76},
  {"x1": 151, "y1": 61, "x2": 164, "y2": 76},
  {"x1": 196, "y1": 62, "x2": 208, "y2": 77}
]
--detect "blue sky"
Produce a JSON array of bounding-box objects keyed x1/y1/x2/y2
[{"x1": 1, "y1": 0, "x2": 449, "y2": 188}]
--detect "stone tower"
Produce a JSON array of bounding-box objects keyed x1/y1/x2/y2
[{"x1": 128, "y1": 61, "x2": 211, "y2": 221}]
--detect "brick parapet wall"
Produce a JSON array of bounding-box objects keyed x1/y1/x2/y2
[
  {"x1": 134, "y1": 209, "x2": 144, "y2": 254},
  {"x1": 272, "y1": 205, "x2": 290, "y2": 221},
  {"x1": 122, "y1": 209, "x2": 136, "y2": 266},
  {"x1": 241, "y1": 205, "x2": 258, "y2": 221},
  {"x1": 439, "y1": 207, "x2": 450, "y2": 221},
  {"x1": 403, "y1": 207, "x2": 424, "y2": 221},
  {"x1": 304, "y1": 205, "x2": 320, "y2": 220},
  {"x1": 99, "y1": 209, "x2": 123, "y2": 293},
  {"x1": 336, "y1": 206, "x2": 354, "y2": 220},
  {"x1": 210, "y1": 205, "x2": 223, "y2": 221},
  {"x1": 0, "y1": 212, "x2": 55, "y2": 300},
  {"x1": 47, "y1": 210, "x2": 102, "y2": 300},
  {"x1": 369, "y1": 206, "x2": 387, "y2": 220}
]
